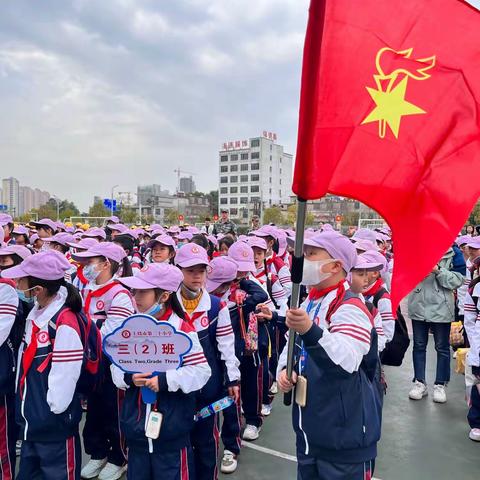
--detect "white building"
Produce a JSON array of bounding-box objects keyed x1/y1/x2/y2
[
  {"x1": 2, "y1": 177, "x2": 20, "y2": 216},
  {"x1": 218, "y1": 132, "x2": 293, "y2": 223}
]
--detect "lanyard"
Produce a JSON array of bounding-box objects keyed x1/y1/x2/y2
[{"x1": 299, "y1": 299, "x2": 322, "y2": 375}]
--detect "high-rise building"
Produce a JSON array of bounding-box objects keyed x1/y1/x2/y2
[
  {"x1": 2, "y1": 177, "x2": 20, "y2": 216},
  {"x1": 218, "y1": 132, "x2": 293, "y2": 223},
  {"x1": 179, "y1": 176, "x2": 196, "y2": 194},
  {"x1": 19, "y1": 186, "x2": 36, "y2": 215}
]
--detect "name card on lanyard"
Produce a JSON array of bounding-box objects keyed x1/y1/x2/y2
[{"x1": 299, "y1": 300, "x2": 322, "y2": 375}]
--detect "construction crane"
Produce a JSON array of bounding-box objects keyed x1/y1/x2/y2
[{"x1": 174, "y1": 168, "x2": 196, "y2": 193}]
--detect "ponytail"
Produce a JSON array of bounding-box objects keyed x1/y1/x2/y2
[
  {"x1": 63, "y1": 281, "x2": 83, "y2": 313},
  {"x1": 120, "y1": 257, "x2": 133, "y2": 278}
]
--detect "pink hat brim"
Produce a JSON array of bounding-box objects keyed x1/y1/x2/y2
[
  {"x1": 176, "y1": 259, "x2": 210, "y2": 268},
  {"x1": 1, "y1": 264, "x2": 28, "y2": 279},
  {"x1": 118, "y1": 276, "x2": 157, "y2": 290},
  {"x1": 235, "y1": 261, "x2": 256, "y2": 272}
]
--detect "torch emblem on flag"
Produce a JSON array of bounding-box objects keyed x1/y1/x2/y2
[{"x1": 361, "y1": 47, "x2": 436, "y2": 139}]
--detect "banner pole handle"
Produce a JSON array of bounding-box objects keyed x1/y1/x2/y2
[{"x1": 284, "y1": 197, "x2": 307, "y2": 406}]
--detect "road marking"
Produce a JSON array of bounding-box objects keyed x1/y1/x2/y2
[{"x1": 241, "y1": 441, "x2": 382, "y2": 479}]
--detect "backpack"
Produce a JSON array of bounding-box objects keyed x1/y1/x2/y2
[
  {"x1": 48, "y1": 307, "x2": 104, "y2": 395},
  {"x1": 372, "y1": 289, "x2": 410, "y2": 367}
]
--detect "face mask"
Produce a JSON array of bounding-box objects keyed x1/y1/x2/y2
[
  {"x1": 301, "y1": 258, "x2": 335, "y2": 286},
  {"x1": 145, "y1": 303, "x2": 163, "y2": 317},
  {"x1": 177, "y1": 241, "x2": 185, "y2": 248},
  {"x1": 83, "y1": 264, "x2": 101, "y2": 283},
  {"x1": 17, "y1": 287, "x2": 36, "y2": 304}
]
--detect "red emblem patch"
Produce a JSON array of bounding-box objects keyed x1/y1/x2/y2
[
  {"x1": 37, "y1": 331, "x2": 49, "y2": 344},
  {"x1": 96, "y1": 300, "x2": 105, "y2": 311},
  {"x1": 200, "y1": 316, "x2": 209, "y2": 328},
  {"x1": 122, "y1": 330, "x2": 131, "y2": 339}
]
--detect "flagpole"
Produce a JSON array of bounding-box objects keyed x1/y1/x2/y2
[{"x1": 284, "y1": 197, "x2": 307, "y2": 406}]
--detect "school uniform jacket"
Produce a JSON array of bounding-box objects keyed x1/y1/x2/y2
[
  {"x1": 0, "y1": 281, "x2": 19, "y2": 394},
  {"x1": 464, "y1": 282, "x2": 480, "y2": 368},
  {"x1": 277, "y1": 282, "x2": 381, "y2": 464},
  {"x1": 363, "y1": 281, "x2": 395, "y2": 343},
  {"x1": 111, "y1": 310, "x2": 211, "y2": 453},
  {"x1": 265, "y1": 253, "x2": 292, "y2": 298},
  {"x1": 177, "y1": 289, "x2": 240, "y2": 404},
  {"x1": 249, "y1": 267, "x2": 289, "y2": 317},
  {"x1": 83, "y1": 279, "x2": 135, "y2": 338},
  {"x1": 457, "y1": 258, "x2": 472, "y2": 316},
  {"x1": 16, "y1": 288, "x2": 83, "y2": 441}
]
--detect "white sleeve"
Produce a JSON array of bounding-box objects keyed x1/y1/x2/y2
[
  {"x1": 215, "y1": 304, "x2": 240, "y2": 383},
  {"x1": 111, "y1": 365, "x2": 129, "y2": 390},
  {"x1": 101, "y1": 292, "x2": 135, "y2": 337},
  {"x1": 277, "y1": 265, "x2": 292, "y2": 298},
  {"x1": 465, "y1": 290, "x2": 480, "y2": 367},
  {"x1": 271, "y1": 278, "x2": 289, "y2": 316},
  {"x1": 319, "y1": 304, "x2": 372, "y2": 373},
  {"x1": 457, "y1": 277, "x2": 469, "y2": 315},
  {"x1": 374, "y1": 311, "x2": 387, "y2": 352},
  {"x1": 47, "y1": 323, "x2": 83, "y2": 414},
  {"x1": 377, "y1": 296, "x2": 395, "y2": 342},
  {"x1": 166, "y1": 331, "x2": 211, "y2": 393},
  {"x1": 0, "y1": 284, "x2": 19, "y2": 346}
]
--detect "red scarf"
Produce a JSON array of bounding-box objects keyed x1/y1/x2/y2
[
  {"x1": 363, "y1": 278, "x2": 384, "y2": 298},
  {"x1": 308, "y1": 281, "x2": 345, "y2": 301},
  {"x1": 84, "y1": 281, "x2": 120, "y2": 321},
  {"x1": 76, "y1": 266, "x2": 88, "y2": 286}
]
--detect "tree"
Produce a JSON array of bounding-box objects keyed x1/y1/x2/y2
[
  {"x1": 342, "y1": 211, "x2": 360, "y2": 227},
  {"x1": 285, "y1": 204, "x2": 315, "y2": 227},
  {"x1": 89, "y1": 203, "x2": 111, "y2": 218},
  {"x1": 165, "y1": 209, "x2": 181, "y2": 225},
  {"x1": 207, "y1": 190, "x2": 219, "y2": 216},
  {"x1": 119, "y1": 207, "x2": 138, "y2": 225},
  {"x1": 262, "y1": 207, "x2": 284, "y2": 225},
  {"x1": 468, "y1": 199, "x2": 480, "y2": 226}
]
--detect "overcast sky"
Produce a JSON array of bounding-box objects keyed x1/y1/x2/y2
[{"x1": 0, "y1": 0, "x2": 309, "y2": 211}]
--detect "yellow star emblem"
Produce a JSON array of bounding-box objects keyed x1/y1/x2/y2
[{"x1": 361, "y1": 76, "x2": 425, "y2": 139}]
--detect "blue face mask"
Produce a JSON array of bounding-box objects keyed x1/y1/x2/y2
[
  {"x1": 83, "y1": 264, "x2": 101, "y2": 283},
  {"x1": 16, "y1": 287, "x2": 36, "y2": 305},
  {"x1": 145, "y1": 303, "x2": 162, "y2": 317}
]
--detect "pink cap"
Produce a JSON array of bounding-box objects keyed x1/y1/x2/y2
[
  {"x1": 13, "y1": 226, "x2": 29, "y2": 235},
  {"x1": 246, "y1": 236, "x2": 268, "y2": 250},
  {"x1": 187, "y1": 226, "x2": 200, "y2": 234},
  {"x1": 304, "y1": 232, "x2": 358, "y2": 272},
  {"x1": 228, "y1": 241, "x2": 256, "y2": 272},
  {"x1": 72, "y1": 241, "x2": 127, "y2": 263},
  {"x1": 0, "y1": 245, "x2": 33, "y2": 260},
  {"x1": 2, "y1": 250, "x2": 71, "y2": 280},
  {"x1": 178, "y1": 231, "x2": 193, "y2": 241},
  {"x1": 0, "y1": 214, "x2": 13, "y2": 226},
  {"x1": 124, "y1": 229, "x2": 139, "y2": 240},
  {"x1": 276, "y1": 229, "x2": 288, "y2": 256},
  {"x1": 31, "y1": 218, "x2": 57, "y2": 232},
  {"x1": 322, "y1": 224, "x2": 335, "y2": 232},
  {"x1": 150, "y1": 224, "x2": 163, "y2": 231},
  {"x1": 67, "y1": 238, "x2": 99, "y2": 250},
  {"x1": 106, "y1": 216, "x2": 120, "y2": 224},
  {"x1": 109, "y1": 224, "x2": 128, "y2": 234},
  {"x1": 356, "y1": 250, "x2": 387, "y2": 272},
  {"x1": 119, "y1": 263, "x2": 183, "y2": 292},
  {"x1": 207, "y1": 235, "x2": 218, "y2": 247},
  {"x1": 354, "y1": 239, "x2": 378, "y2": 253},
  {"x1": 66, "y1": 227, "x2": 75, "y2": 234},
  {"x1": 167, "y1": 226, "x2": 181, "y2": 235},
  {"x1": 43, "y1": 233, "x2": 75, "y2": 246},
  {"x1": 352, "y1": 228, "x2": 377, "y2": 244},
  {"x1": 152, "y1": 228, "x2": 166, "y2": 237},
  {"x1": 206, "y1": 257, "x2": 238, "y2": 293},
  {"x1": 84, "y1": 227, "x2": 107, "y2": 240},
  {"x1": 148, "y1": 234, "x2": 176, "y2": 249},
  {"x1": 254, "y1": 225, "x2": 278, "y2": 239},
  {"x1": 455, "y1": 235, "x2": 471, "y2": 246},
  {"x1": 175, "y1": 243, "x2": 209, "y2": 268},
  {"x1": 0, "y1": 228, "x2": 4, "y2": 246},
  {"x1": 56, "y1": 222, "x2": 67, "y2": 231},
  {"x1": 467, "y1": 238, "x2": 480, "y2": 249}
]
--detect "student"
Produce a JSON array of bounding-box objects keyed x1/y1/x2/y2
[
  {"x1": 12, "y1": 226, "x2": 30, "y2": 247},
  {"x1": 30, "y1": 219, "x2": 58, "y2": 239},
  {"x1": 245, "y1": 236, "x2": 288, "y2": 415},
  {"x1": 29, "y1": 234, "x2": 43, "y2": 253},
  {"x1": 111, "y1": 263, "x2": 211, "y2": 480},
  {"x1": 175, "y1": 244, "x2": 240, "y2": 480},
  {"x1": 146, "y1": 235, "x2": 176, "y2": 265},
  {"x1": 2, "y1": 251, "x2": 85, "y2": 480},
  {"x1": 73, "y1": 243, "x2": 135, "y2": 480},
  {"x1": 277, "y1": 232, "x2": 380, "y2": 480},
  {"x1": 227, "y1": 242, "x2": 270, "y2": 442},
  {"x1": 218, "y1": 237, "x2": 234, "y2": 256},
  {"x1": 0, "y1": 215, "x2": 15, "y2": 246},
  {"x1": 112, "y1": 233, "x2": 140, "y2": 274},
  {"x1": 83, "y1": 227, "x2": 107, "y2": 243},
  {"x1": 67, "y1": 238, "x2": 99, "y2": 297}
]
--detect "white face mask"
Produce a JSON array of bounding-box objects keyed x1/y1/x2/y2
[{"x1": 301, "y1": 258, "x2": 335, "y2": 286}]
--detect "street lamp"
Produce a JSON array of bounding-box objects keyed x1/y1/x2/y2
[{"x1": 111, "y1": 185, "x2": 119, "y2": 216}]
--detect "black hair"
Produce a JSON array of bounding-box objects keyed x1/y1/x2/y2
[
  {"x1": 113, "y1": 234, "x2": 135, "y2": 256},
  {"x1": 190, "y1": 234, "x2": 209, "y2": 250},
  {"x1": 96, "y1": 255, "x2": 133, "y2": 278},
  {"x1": 7, "y1": 254, "x2": 23, "y2": 267},
  {"x1": 52, "y1": 242, "x2": 69, "y2": 254},
  {"x1": 27, "y1": 276, "x2": 83, "y2": 313},
  {"x1": 265, "y1": 235, "x2": 279, "y2": 255},
  {"x1": 218, "y1": 236, "x2": 234, "y2": 252},
  {"x1": 154, "y1": 288, "x2": 186, "y2": 320},
  {"x1": 205, "y1": 217, "x2": 211, "y2": 222},
  {"x1": 13, "y1": 233, "x2": 30, "y2": 245}
]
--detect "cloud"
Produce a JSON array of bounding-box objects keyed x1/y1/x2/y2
[{"x1": 0, "y1": 0, "x2": 309, "y2": 211}]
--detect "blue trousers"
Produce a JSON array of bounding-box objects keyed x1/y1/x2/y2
[
  {"x1": 221, "y1": 394, "x2": 242, "y2": 455},
  {"x1": 191, "y1": 413, "x2": 220, "y2": 480},
  {"x1": 17, "y1": 435, "x2": 81, "y2": 480},
  {"x1": 468, "y1": 384, "x2": 480, "y2": 429},
  {"x1": 0, "y1": 393, "x2": 16, "y2": 480},
  {"x1": 127, "y1": 447, "x2": 195, "y2": 480},
  {"x1": 298, "y1": 454, "x2": 374, "y2": 480},
  {"x1": 240, "y1": 354, "x2": 264, "y2": 428},
  {"x1": 412, "y1": 320, "x2": 451, "y2": 385}
]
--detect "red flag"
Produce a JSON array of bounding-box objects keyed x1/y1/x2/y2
[{"x1": 293, "y1": 0, "x2": 480, "y2": 309}]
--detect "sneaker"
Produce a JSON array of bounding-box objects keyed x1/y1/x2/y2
[
  {"x1": 81, "y1": 458, "x2": 107, "y2": 479},
  {"x1": 469, "y1": 428, "x2": 480, "y2": 442},
  {"x1": 270, "y1": 381, "x2": 278, "y2": 394},
  {"x1": 261, "y1": 404, "x2": 272, "y2": 416},
  {"x1": 433, "y1": 384, "x2": 447, "y2": 403},
  {"x1": 220, "y1": 450, "x2": 238, "y2": 474},
  {"x1": 408, "y1": 380, "x2": 428, "y2": 400},
  {"x1": 242, "y1": 424, "x2": 261, "y2": 441},
  {"x1": 98, "y1": 462, "x2": 127, "y2": 480}
]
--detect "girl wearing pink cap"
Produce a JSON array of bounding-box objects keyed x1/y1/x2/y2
[
  {"x1": 146, "y1": 236, "x2": 176, "y2": 265},
  {"x1": 74, "y1": 243, "x2": 135, "y2": 480},
  {"x1": 175, "y1": 243, "x2": 240, "y2": 480},
  {"x1": 111, "y1": 263, "x2": 211, "y2": 480},
  {"x1": 2, "y1": 251, "x2": 85, "y2": 479}
]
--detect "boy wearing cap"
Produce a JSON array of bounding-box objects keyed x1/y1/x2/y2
[
  {"x1": 277, "y1": 232, "x2": 380, "y2": 480},
  {"x1": 2, "y1": 251, "x2": 85, "y2": 480},
  {"x1": 73, "y1": 243, "x2": 135, "y2": 480},
  {"x1": 175, "y1": 243, "x2": 240, "y2": 480},
  {"x1": 0, "y1": 214, "x2": 15, "y2": 246}
]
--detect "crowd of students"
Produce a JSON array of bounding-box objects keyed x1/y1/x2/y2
[{"x1": 0, "y1": 211, "x2": 477, "y2": 480}]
